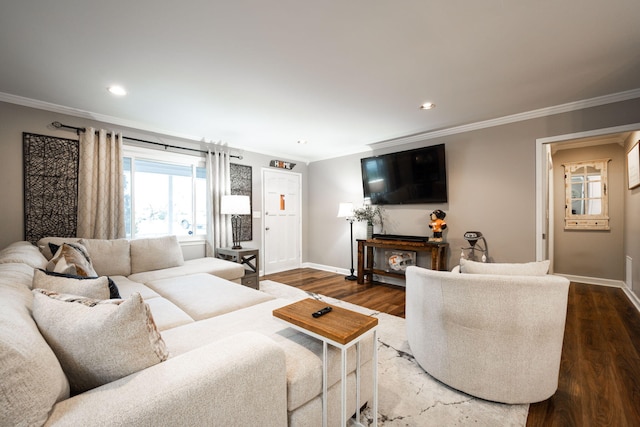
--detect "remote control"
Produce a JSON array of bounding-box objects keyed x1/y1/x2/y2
[{"x1": 312, "y1": 306, "x2": 332, "y2": 318}]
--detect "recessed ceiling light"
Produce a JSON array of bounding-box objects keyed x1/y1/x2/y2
[
  {"x1": 107, "y1": 85, "x2": 127, "y2": 96},
  {"x1": 420, "y1": 102, "x2": 436, "y2": 110}
]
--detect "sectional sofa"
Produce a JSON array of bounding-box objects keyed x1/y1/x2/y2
[{"x1": 0, "y1": 236, "x2": 373, "y2": 427}]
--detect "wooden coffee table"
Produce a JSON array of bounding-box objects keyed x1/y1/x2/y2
[{"x1": 273, "y1": 298, "x2": 378, "y2": 427}]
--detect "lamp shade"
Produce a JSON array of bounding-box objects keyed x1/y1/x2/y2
[
  {"x1": 337, "y1": 202, "x2": 354, "y2": 218},
  {"x1": 221, "y1": 195, "x2": 251, "y2": 215}
]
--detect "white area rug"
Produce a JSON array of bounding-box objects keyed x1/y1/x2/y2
[{"x1": 259, "y1": 280, "x2": 529, "y2": 427}]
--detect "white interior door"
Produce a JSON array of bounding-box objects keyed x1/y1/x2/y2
[{"x1": 262, "y1": 169, "x2": 301, "y2": 274}]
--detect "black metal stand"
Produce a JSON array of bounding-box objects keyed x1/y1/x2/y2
[
  {"x1": 231, "y1": 215, "x2": 243, "y2": 249},
  {"x1": 345, "y1": 219, "x2": 357, "y2": 281}
]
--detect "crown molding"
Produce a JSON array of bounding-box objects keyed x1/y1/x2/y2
[
  {"x1": 369, "y1": 88, "x2": 640, "y2": 150},
  {"x1": 3, "y1": 87, "x2": 640, "y2": 163},
  {"x1": 0, "y1": 91, "x2": 314, "y2": 164},
  {"x1": 0, "y1": 91, "x2": 203, "y2": 139}
]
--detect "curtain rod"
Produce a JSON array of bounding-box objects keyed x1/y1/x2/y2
[{"x1": 50, "y1": 121, "x2": 242, "y2": 159}]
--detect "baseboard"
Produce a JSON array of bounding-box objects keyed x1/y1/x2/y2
[
  {"x1": 622, "y1": 287, "x2": 640, "y2": 312},
  {"x1": 556, "y1": 274, "x2": 625, "y2": 288},
  {"x1": 551, "y1": 274, "x2": 640, "y2": 313},
  {"x1": 301, "y1": 262, "x2": 408, "y2": 287},
  {"x1": 302, "y1": 262, "x2": 351, "y2": 276}
]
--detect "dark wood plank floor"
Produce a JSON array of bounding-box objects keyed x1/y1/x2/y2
[
  {"x1": 262, "y1": 268, "x2": 640, "y2": 427},
  {"x1": 262, "y1": 267, "x2": 406, "y2": 317}
]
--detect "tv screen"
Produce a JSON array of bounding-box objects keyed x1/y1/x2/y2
[{"x1": 360, "y1": 144, "x2": 447, "y2": 204}]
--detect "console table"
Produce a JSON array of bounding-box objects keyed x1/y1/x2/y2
[{"x1": 357, "y1": 238, "x2": 448, "y2": 284}]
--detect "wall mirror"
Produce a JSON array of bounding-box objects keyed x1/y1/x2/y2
[{"x1": 563, "y1": 159, "x2": 610, "y2": 230}]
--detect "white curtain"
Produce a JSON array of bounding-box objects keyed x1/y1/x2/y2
[
  {"x1": 77, "y1": 127, "x2": 125, "y2": 239},
  {"x1": 205, "y1": 146, "x2": 232, "y2": 256}
]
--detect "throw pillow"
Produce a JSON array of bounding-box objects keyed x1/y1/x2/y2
[
  {"x1": 0, "y1": 241, "x2": 48, "y2": 270},
  {"x1": 459, "y1": 258, "x2": 551, "y2": 276},
  {"x1": 37, "y1": 237, "x2": 82, "y2": 260},
  {"x1": 32, "y1": 269, "x2": 111, "y2": 300},
  {"x1": 46, "y1": 242, "x2": 98, "y2": 277},
  {"x1": 35, "y1": 269, "x2": 121, "y2": 299},
  {"x1": 78, "y1": 238, "x2": 131, "y2": 277},
  {"x1": 31, "y1": 289, "x2": 169, "y2": 394},
  {"x1": 130, "y1": 235, "x2": 185, "y2": 274},
  {"x1": 0, "y1": 284, "x2": 70, "y2": 427}
]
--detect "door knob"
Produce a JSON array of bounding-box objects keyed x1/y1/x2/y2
[{"x1": 265, "y1": 227, "x2": 270, "y2": 231}]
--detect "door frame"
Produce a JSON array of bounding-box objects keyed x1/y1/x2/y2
[
  {"x1": 261, "y1": 167, "x2": 303, "y2": 275},
  {"x1": 535, "y1": 122, "x2": 640, "y2": 267}
]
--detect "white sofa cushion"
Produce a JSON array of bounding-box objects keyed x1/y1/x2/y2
[
  {"x1": 145, "y1": 273, "x2": 274, "y2": 320},
  {"x1": 144, "y1": 297, "x2": 196, "y2": 331},
  {"x1": 128, "y1": 257, "x2": 246, "y2": 283},
  {"x1": 459, "y1": 258, "x2": 550, "y2": 276},
  {"x1": 32, "y1": 290, "x2": 169, "y2": 394},
  {"x1": 0, "y1": 280, "x2": 69, "y2": 427},
  {"x1": 79, "y1": 238, "x2": 131, "y2": 276},
  {"x1": 111, "y1": 275, "x2": 162, "y2": 300},
  {"x1": 109, "y1": 276, "x2": 195, "y2": 331},
  {"x1": 130, "y1": 236, "x2": 184, "y2": 274},
  {"x1": 0, "y1": 241, "x2": 48, "y2": 269},
  {"x1": 32, "y1": 269, "x2": 110, "y2": 300}
]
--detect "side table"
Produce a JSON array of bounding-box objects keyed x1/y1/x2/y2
[
  {"x1": 273, "y1": 298, "x2": 378, "y2": 427},
  {"x1": 216, "y1": 247, "x2": 259, "y2": 289}
]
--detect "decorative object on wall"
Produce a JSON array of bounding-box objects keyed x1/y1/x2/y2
[
  {"x1": 230, "y1": 163, "x2": 252, "y2": 242},
  {"x1": 337, "y1": 202, "x2": 357, "y2": 281},
  {"x1": 221, "y1": 195, "x2": 251, "y2": 249},
  {"x1": 23, "y1": 132, "x2": 79, "y2": 244},
  {"x1": 563, "y1": 159, "x2": 610, "y2": 230},
  {"x1": 269, "y1": 160, "x2": 296, "y2": 170},
  {"x1": 628, "y1": 140, "x2": 640, "y2": 190}
]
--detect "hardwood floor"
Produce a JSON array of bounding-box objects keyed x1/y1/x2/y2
[
  {"x1": 262, "y1": 268, "x2": 640, "y2": 427},
  {"x1": 262, "y1": 267, "x2": 406, "y2": 317}
]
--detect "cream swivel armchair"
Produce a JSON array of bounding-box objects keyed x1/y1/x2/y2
[{"x1": 405, "y1": 260, "x2": 570, "y2": 404}]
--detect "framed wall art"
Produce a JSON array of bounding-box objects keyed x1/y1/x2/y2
[
  {"x1": 230, "y1": 163, "x2": 252, "y2": 242},
  {"x1": 23, "y1": 132, "x2": 79, "y2": 244},
  {"x1": 628, "y1": 140, "x2": 640, "y2": 190}
]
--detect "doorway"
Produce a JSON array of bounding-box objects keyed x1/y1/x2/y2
[
  {"x1": 536, "y1": 123, "x2": 640, "y2": 283},
  {"x1": 262, "y1": 168, "x2": 302, "y2": 274}
]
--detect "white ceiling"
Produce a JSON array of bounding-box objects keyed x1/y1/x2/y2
[{"x1": 1, "y1": 1, "x2": 640, "y2": 163}]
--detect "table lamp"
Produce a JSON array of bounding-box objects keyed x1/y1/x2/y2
[{"x1": 221, "y1": 195, "x2": 251, "y2": 249}]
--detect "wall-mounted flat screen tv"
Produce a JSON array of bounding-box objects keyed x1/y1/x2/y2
[{"x1": 360, "y1": 144, "x2": 447, "y2": 204}]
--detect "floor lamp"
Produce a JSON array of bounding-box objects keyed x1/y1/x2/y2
[
  {"x1": 337, "y1": 202, "x2": 357, "y2": 281},
  {"x1": 221, "y1": 195, "x2": 251, "y2": 249}
]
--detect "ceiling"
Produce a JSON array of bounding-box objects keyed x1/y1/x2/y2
[{"x1": 1, "y1": 1, "x2": 640, "y2": 163}]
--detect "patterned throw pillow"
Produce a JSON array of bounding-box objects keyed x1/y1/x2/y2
[
  {"x1": 35, "y1": 269, "x2": 121, "y2": 299},
  {"x1": 31, "y1": 289, "x2": 169, "y2": 394},
  {"x1": 46, "y1": 243, "x2": 97, "y2": 277}
]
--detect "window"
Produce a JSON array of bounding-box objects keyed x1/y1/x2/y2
[
  {"x1": 123, "y1": 148, "x2": 207, "y2": 239},
  {"x1": 563, "y1": 159, "x2": 610, "y2": 230}
]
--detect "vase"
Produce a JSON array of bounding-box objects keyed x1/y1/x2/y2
[{"x1": 367, "y1": 224, "x2": 374, "y2": 239}]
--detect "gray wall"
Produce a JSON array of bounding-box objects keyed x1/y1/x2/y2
[
  {"x1": 625, "y1": 131, "x2": 640, "y2": 297},
  {"x1": 552, "y1": 144, "x2": 625, "y2": 280},
  {"x1": 308, "y1": 98, "x2": 640, "y2": 295},
  {"x1": 0, "y1": 101, "x2": 309, "y2": 264},
  {"x1": 3, "y1": 97, "x2": 640, "y2": 301}
]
